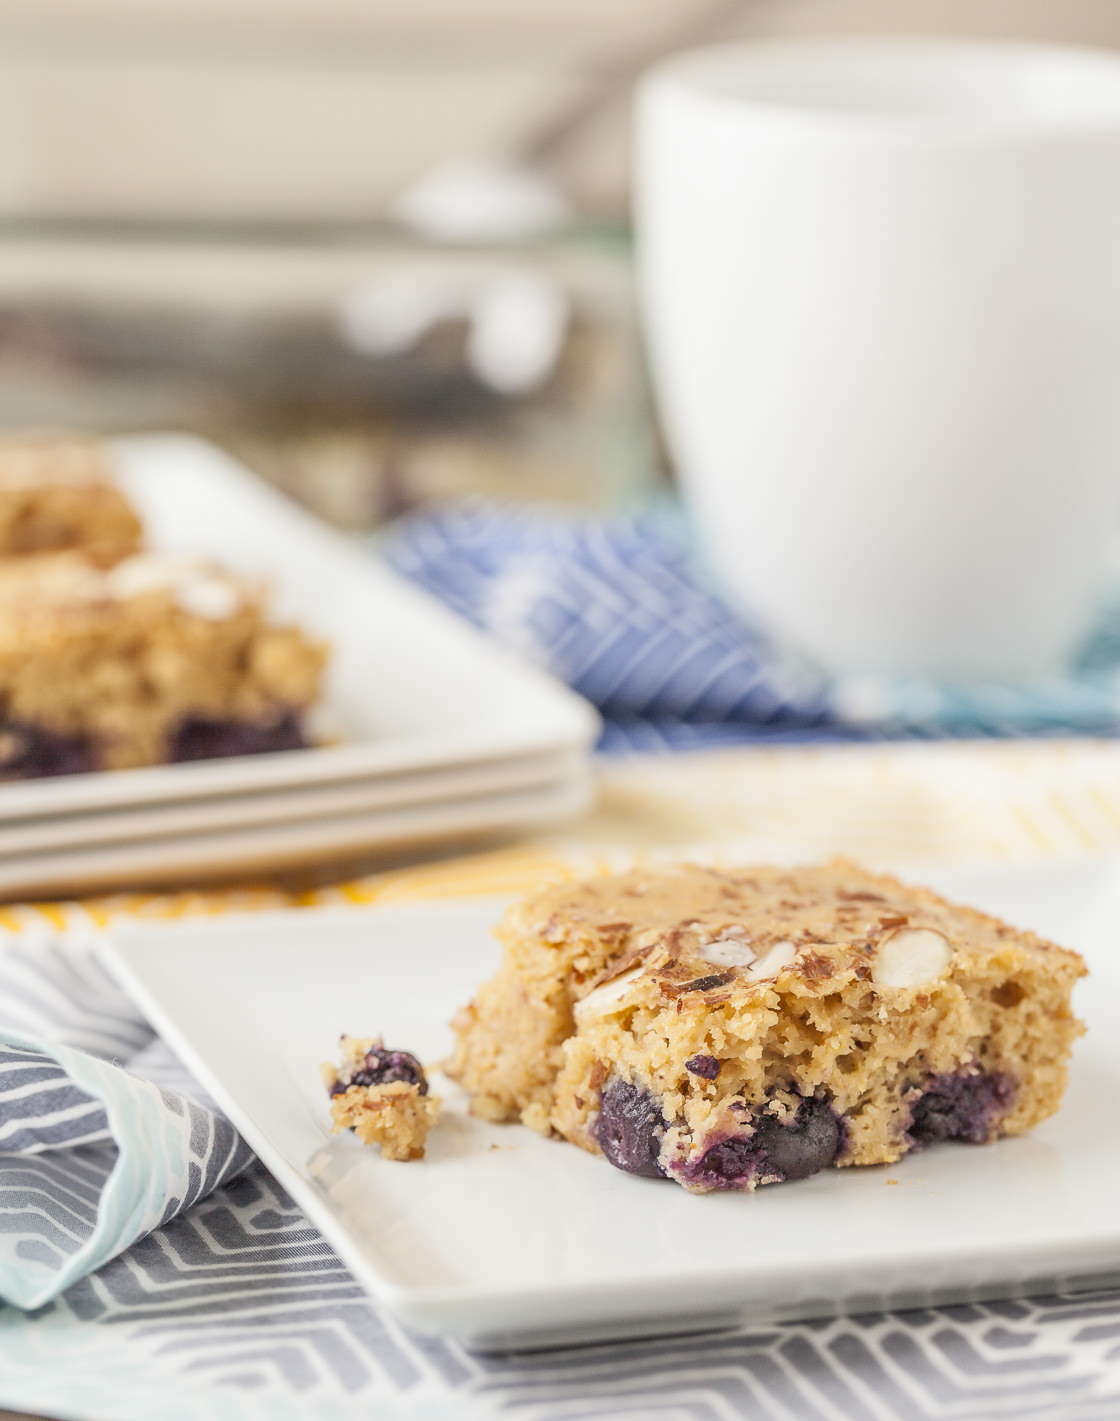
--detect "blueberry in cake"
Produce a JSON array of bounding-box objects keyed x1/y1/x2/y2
[
  {"x1": 447, "y1": 861, "x2": 1086, "y2": 1193},
  {"x1": 0, "y1": 551, "x2": 326, "y2": 777},
  {"x1": 0, "y1": 435, "x2": 142, "y2": 561},
  {"x1": 322, "y1": 1035, "x2": 441, "y2": 1161}
]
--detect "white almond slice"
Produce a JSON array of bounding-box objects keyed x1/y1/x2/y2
[
  {"x1": 574, "y1": 965, "x2": 645, "y2": 1021},
  {"x1": 745, "y1": 940, "x2": 799, "y2": 980},
  {"x1": 106, "y1": 554, "x2": 242, "y2": 620},
  {"x1": 107, "y1": 553, "x2": 197, "y2": 599},
  {"x1": 174, "y1": 577, "x2": 241, "y2": 621},
  {"x1": 699, "y1": 937, "x2": 757, "y2": 968},
  {"x1": 872, "y1": 927, "x2": 952, "y2": 988}
]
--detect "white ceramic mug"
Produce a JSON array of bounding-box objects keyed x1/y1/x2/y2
[{"x1": 636, "y1": 40, "x2": 1120, "y2": 680}]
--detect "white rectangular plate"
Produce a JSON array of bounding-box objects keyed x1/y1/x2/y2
[
  {"x1": 100, "y1": 856, "x2": 1120, "y2": 1350},
  {"x1": 0, "y1": 748, "x2": 582, "y2": 858},
  {"x1": 0, "y1": 771, "x2": 592, "y2": 898},
  {"x1": 0, "y1": 434, "x2": 598, "y2": 822}
]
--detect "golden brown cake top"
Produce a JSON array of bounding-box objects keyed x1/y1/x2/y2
[
  {"x1": 502, "y1": 860, "x2": 1086, "y2": 1016},
  {"x1": 0, "y1": 435, "x2": 143, "y2": 559}
]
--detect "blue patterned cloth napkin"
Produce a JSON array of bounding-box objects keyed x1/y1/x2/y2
[{"x1": 382, "y1": 502, "x2": 1120, "y2": 751}]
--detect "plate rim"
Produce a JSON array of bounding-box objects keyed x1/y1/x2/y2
[{"x1": 0, "y1": 775, "x2": 592, "y2": 898}]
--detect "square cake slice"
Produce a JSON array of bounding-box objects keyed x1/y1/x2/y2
[
  {"x1": 0, "y1": 435, "x2": 142, "y2": 561},
  {"x1": 447, "y1": 861, "x2": 1086, "y2": 1193},
  {"x1": 0, "y1": 550, "x2": 326, "y2": 776}
]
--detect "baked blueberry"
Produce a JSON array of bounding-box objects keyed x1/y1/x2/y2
[
  {"x1": 683, "y1": 1095, "x2": 842, "y2": 1190},
  {"x1": 752, "y1": 1096, "x2": 842, "y2": 1179},
  {"x1": 594, "y1": 1079, "x2": 668, "y2": 1179},
  {"x1": 909, "y1": 1068, "x2": 1017, "y2": 1145},
  {"x1": 330, "y1": 1038, "x2": 429, "y2": 1096},
  {"x1": 171, "y1": 712, "x2": 305, "y2": 763}
]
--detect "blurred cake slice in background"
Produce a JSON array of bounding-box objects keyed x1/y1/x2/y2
[
  {"x1": 0, "y1": 434, "x2": 143, "y2": 562},
  {"x1": 0, "y1": 550, "x2": 327, "y2": 778}
]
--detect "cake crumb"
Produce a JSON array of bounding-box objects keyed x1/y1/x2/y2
[
  {"x1": 329, "y1": 1082, "x2": 439, "y2": 1161},
  {"x1": 323, "y1": 1034, "x2": 440, "y2": 1161}
]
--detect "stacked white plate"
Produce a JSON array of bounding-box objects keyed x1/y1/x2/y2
[{"x1": 0, "y1": 435, "x2": 599, "y2": 897}]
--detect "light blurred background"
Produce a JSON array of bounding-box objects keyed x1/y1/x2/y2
[{"x1": 2, "y1": 0, "x2": 1119, "y2": 531}]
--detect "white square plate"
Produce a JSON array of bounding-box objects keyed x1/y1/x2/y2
[
  {"x1": 100, "y1": 856, "x2": 1120, "y2": 1351},
  {"x1": 0, "y1": 769, "x2": 594, "y2": 898},
  {"x1": 0, "y1": 434, "x2": 598, "y2": 822},
  {"x1": 0, "y1": 748, "x2": 583, "y2": 858}
]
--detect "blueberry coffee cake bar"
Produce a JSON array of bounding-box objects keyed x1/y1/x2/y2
[
  {"x1": 322, "y1": 1036, "x2": 441, "y2": 1161},
  {"x1": 0, "y1": 550, "x2": 326, "y2": 777},
  {"x1": 448, "y1": 861, "x2": 1086, "y2": 1193},
  {"x1": 0, "y1": 435, "x2": 142, "y2": 561}
]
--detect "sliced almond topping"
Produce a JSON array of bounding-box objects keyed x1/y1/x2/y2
[
  {"x1": 174, "y1": 577, "x2": 241, "y2": 621},
  {"x1": 574, "y1": 964, "x2": 645, "y2": 1020},
  {"x1": 698, "y1": 936, "x2": 757, "y2": 968},
  {"x1": 745, "y1": 940, "x2": 799, "y2": 980},
  {"x1": 872, "y1": 927, "x2": 952, "y2": 988}
]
